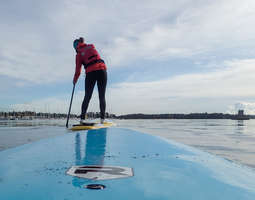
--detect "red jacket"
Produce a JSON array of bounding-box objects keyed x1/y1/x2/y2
[{"x1": 73, "y1": 43, "x2": 107, "y2": 84}]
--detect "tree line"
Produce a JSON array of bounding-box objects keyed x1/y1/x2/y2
[
  {"x1": 0, "y1": 111, "x2": 116, "y2": 120},
  {"x1": 117, "y1": 112, "x2": 254, "y2": 119}
]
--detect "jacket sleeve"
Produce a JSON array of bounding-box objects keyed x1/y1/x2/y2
[{"x1": 73, "y1": 54, "x2": 82, "y2": 84}]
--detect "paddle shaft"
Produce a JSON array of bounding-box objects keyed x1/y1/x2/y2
[{"x1": 66, "y1": 84, "x2": 76, "y2": 128}]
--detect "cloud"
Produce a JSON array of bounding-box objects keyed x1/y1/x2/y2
[
  {"x1": 2, "y1": 0, "x2": 255, "y2": 85},
  {"x1": 104, "y1": 0, "x2": 255, "y2": 66},
  {"x1": 10, "y1": 97, "x2": 70, "y2": 114},
  {"x1": 227, "y1": 102, "x2": 255, "y2": 115},
  {"x1": 9, "y1": 58, "x2": 255, "y2": 115},
  {"x1": 107, "y1": 58, "x2": 255, "y2": 114},
  {"x1": 9, "y1": 90, "x2": 101, "y2": 115},
  {"x1": 0, "y1": 0, "x2": 76, "y2": 85},
  {"x1": 3, "y1": 0, "x2": 255, "y2": 115},
  {"x1": 112, "y1": 59, "x2": 255, "y2": 98}
]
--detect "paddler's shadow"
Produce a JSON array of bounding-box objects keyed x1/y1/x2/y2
[{"x1": 72, "y1": 128, "x2": 107, "y2": 188}]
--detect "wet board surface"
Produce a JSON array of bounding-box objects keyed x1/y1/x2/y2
[
  {"x1": 70, "y1": 122, "x2": 114, "y2": 131},
  {"x1": 1, "y1": 128, "x2": 255, "y2": 199}
]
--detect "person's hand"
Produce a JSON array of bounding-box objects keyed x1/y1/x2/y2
[{"x1": 73, "y1": 79, "x2": 76, "y2": 85}]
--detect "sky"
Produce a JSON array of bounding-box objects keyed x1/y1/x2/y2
[{"x1": 1, "y1": 0, "x2": 255, "y2": 115}]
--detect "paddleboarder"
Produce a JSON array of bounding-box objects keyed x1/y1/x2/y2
[{"x1": 73, "y1": 37, "x2": 107, "y2": 124}]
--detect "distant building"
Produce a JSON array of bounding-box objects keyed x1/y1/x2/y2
[
  {"x1": 231, "y1": 109, "x2": 250, "y2": 120},
  {"x1": 238, "y1": 110, "x2": 244, "y2": 116}
]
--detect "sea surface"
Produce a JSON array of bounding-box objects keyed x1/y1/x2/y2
[{"x1": 1, "y1": 119, "x2": 255, "y2": 169}]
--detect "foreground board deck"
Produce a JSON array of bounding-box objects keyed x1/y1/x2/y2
[{"x1": 1, "y1": 128, "x2": 255, "y2": 199}]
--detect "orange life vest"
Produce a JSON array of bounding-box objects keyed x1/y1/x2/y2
[{"x1": 73, "y1": 43, "x2": 107, "y2": 83}]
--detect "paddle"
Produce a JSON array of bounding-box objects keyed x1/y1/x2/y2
[{"x1": 66, "y1": 84, "x2": 76, "y2": 128}]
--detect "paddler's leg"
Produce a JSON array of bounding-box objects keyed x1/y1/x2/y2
[
  {"x1": 96, "y1": 70, "x2": 107, "y2": 123},
  {"x1": 81, "y1": 71, "x2": 96, "y2": 120}
]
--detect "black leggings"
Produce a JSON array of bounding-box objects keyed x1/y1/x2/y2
[{"x1": 81, "y1": 70, "x2": 107, "y2": 120}]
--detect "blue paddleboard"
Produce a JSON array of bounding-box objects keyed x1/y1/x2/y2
[{"x1": 1, "y1": 128, "x2": 255, "y2": 199}]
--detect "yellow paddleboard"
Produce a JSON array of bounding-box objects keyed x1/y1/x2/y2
[{"x1": 70, "y1": 122, "x2": 115, "y2": 131}]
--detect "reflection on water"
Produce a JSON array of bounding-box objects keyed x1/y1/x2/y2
[
  {"x1": 72, "y1": 129, "x2": 107, "y2": 187},
  {"x1": 235, "y1": 120, "x2": 245, "y2": 134},
  {"x1": 115, "y1": 119, "x2": 255, "y2": 169},
  {"x1": 237, "y1": 120, "x2": 244, "y2": 126},
  {"x1": 0, "y1": 119, "x2": 69, "y2": 127},
  {"x1": 0, "y1": 120, "x2": 69, "y2": 151}
]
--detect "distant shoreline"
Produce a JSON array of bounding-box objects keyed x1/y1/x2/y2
[
  {"x1": 0, "y1": 111, "x2": 252, "y2": 120},
  {"x1": 0, "y1": 111, "x2": 116, "y2": 120},
  {"x1": 117, "y1": 113, "x2": 252, "y2": 120}
]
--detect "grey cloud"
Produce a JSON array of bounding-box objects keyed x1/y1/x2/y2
[{"x1": 1, "y1": 0, "x2": 255, "y2": 84}]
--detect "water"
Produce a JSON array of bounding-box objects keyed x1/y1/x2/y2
[
  {"x1": 0, "y1": 119, "x2": 74, "y2": 150},
  {"x1": 116, "y1": 119, "x2": 255, "y2": 169},
  {"x1": 1, "y1": 119, "x2": 255, "y2": 169}
]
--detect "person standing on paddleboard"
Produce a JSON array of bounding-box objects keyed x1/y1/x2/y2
[{"x1": 73, "y1": 37, "x2": 107, "y2": 124}]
